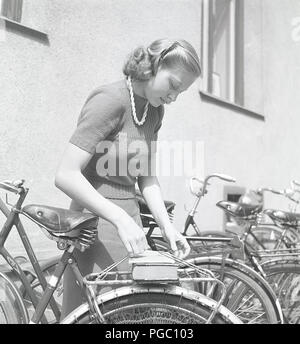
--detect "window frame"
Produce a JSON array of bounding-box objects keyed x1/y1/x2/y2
[
  {"x1": 200, "y1": 0, "x2": 264, "y2": 119},
  {"x1": 0, "y1": 0, "x2": 48, "y2": 42},
  {"x1": 0, "y1": 0, "x2": 23, "y2": 22}
]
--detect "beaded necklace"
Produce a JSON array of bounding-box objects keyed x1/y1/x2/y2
[{"x1": 126, "y1": 76, "x2": 149, "y2": 126}]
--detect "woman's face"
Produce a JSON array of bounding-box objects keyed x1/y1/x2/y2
[{"x1": 145, "y1": 65, "x2": 197, "y2": 107}]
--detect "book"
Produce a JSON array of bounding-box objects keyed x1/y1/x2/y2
[{"x1": 129, "y1": 250, "x2": 178, "y2": 282}]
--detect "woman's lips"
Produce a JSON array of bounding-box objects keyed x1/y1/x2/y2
[{"x1": 160, "y1": 97, "x2": 170, "y2": 104}]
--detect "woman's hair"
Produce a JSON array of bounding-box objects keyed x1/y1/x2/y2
[{"x1": 123, "y1": 38, "x2": 201, "y2": 81}]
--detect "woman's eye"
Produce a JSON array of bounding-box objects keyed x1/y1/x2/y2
[{"x1": 169, "y1": 81, "x2": 178, "y2": 90}]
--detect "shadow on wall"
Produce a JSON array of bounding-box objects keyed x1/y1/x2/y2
[{"x1": 3, "y1": 18, "x2": 49, "y2": 45}]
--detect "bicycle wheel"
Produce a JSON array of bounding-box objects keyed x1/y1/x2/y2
[
  {"x1": 148, "y1": 237, "x2": 280, "y2": 323},
  {"x1": 261, "y1": 258, "x2": 300, "y2": 324},
  {"x1": 61, "y1": 285, "x2": 242, "y2": 324},
  {"x1": 0, "y1": 272, "x2": 28, "y2": 324},
  {"x1": 245, "y1": 225, "x2": 300, "y2": 251},
  {"x1": 154, "y1": 236, "x2": 280, "y2": 324},
  {"x1": 187, "y1": 256, "x2": 281, "y2": 324}
]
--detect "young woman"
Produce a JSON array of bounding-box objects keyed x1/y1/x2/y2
[{"x1": 55, "y1": 38, "x2": 201, "y2": 317}]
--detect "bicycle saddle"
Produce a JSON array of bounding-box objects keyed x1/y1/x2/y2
[
  {"x1": 216, "y1": 201, "x2": 262, "y2": 218},
  {"x1": 136, "y1": 192, "x2": 175, "y2": 214},
  {"x1": 22, "y1": 204, "x2": 99, "y2": 233},
  {"x1": 263, "y1": 209, "x2": 300, "y2": 226}
]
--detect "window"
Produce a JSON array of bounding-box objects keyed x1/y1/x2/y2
[
  {"x1": 0, "y1": 0, "x2": 23, "y2": 22},
  {"x1": 201, "y1": 0, "x2": 263, "y2": 115},
  {"x1": 222, "y1": 185, "x2": 245, "y2": 233},
  {"x1": 0, "y1": 0, "x2": 48, "y2": 42}
]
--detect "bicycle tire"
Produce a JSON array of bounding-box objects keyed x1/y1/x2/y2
[
  {"x1": 186, "y1": 256, "x2": 281, "y2": 324},
  {"x1": 61, "y1": 285, "x2": 242, "y2": 324},
  {"x1": 244, "y1": 225, "x2": 300, "y2": 251},
  {"x1": 201, "y1": 224, "x2": 299, "y2": 252},
  {"x1": 151, "y1": 231, "x2": 236, "y2": 254},
  {"x1": 0, "y1": 271, "x2": 28, "y2": 324},
  {"x1": 260, "y1": 258, "x2": 300, "y2": 324}
]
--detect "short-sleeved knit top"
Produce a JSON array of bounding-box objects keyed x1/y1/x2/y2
[{"x1": 69, "y1": 79, "x2": 164, "y2": 199}]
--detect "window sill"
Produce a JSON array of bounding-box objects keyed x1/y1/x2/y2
[
  {"x1": 1, "y1": 16, "x2": 49, "y2": 44},
  {"x1": 199, "y1": 90, "x2": 265, "y2": 121}
]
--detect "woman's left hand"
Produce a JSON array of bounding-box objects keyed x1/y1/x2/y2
[{"x1": 161, "y1": 224, "x2": 191, "y2": 259}]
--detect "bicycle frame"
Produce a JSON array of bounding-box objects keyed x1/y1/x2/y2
[
  {"x1": 29, "y1": 246, "x2": 86, "y2": 324},
  {"x1": 144, "y1": 174, "x2": 245, "y2": 257},
  {"x1": 243, "y1": 185, "x2": 300, "y2": 248},
  {"x1": 180, "y1": 189, "x2": 300, "y2": 277},
  {"x1": 0, "y1": 186, "x2": 61, "y2": 323},
  {"x1": 241, "y1": 222, "x2": 299, "y2": 252},
  {"x1": 180, "y1": 176, "x2": 300, "y2": 254}
]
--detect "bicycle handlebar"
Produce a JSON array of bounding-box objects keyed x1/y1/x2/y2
[
  {"x1": 190, "y1": 173, "x2": 236, "y2": 197},
  {"x1": 0, "y1": 180, "x2": 26, "y2": 194},
  {"x1": 256, "y1": 187, "x2": 282, "y2": 195},
  {"x1": 255, "y1": 187, "x2": 300, "y2": 204},
  {"x1": 207, "y1": 173, "x2": 236, "y2": 183}
]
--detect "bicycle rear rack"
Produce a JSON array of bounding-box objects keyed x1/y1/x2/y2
[
  {"x1": 83, "y1": 251, "x2": 228, "y2": 324},
  {"x1": 253, "y1": 246, "x2": 300, "y2": 259}
]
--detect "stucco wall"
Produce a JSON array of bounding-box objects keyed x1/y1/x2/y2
[
  {"x1": 1, "y1": 0, "x2": 300, "y2": 253},
  {"x1": 185, "y1": 0, "x2": 300, "y2": 232},
  {"x1": 0, "y1": 0, "x2": 201, "y2": 206}
]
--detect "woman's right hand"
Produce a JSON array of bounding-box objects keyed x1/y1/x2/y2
[
  {"x1": 115, "y1": 213, "x2": 149, "y2": 255},
  {"x1": 55, "y1": 144, "x2": 149, "y2": 256}
]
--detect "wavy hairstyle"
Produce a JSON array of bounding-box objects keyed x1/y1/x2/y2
[{"x1": 123, "y1": 38, "x2": 201, "y2": 81}]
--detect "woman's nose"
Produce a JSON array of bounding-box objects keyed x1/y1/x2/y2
[{"x1": 167, "y1": 92, "x2": 179, "y2": 103}]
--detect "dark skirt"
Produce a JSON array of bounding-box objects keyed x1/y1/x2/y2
[{"x1": 60, "y1": 197, "x2": 142, "y2": 319}]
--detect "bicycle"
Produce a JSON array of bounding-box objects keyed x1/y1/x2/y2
[
  {"x1": 139, "y1": 175, "x2": 300, "y2": 323},
  {"x1": 142, "y1": 174, "x2": 284, "y2": 324},
  {"x1": 0, "y1": 179, "x2": 242, "y2": 324},
  {"x1": 216, "y1": 198, "x2": 300, "y2": 323},
  {"x1": 181, "y1": 175, "x2": 300, "y2": 324},
  {"x1": 232, "y1": 184, "x2": 300, "y2": 251}
]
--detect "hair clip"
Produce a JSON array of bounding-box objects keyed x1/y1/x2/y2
[{"x1": 159, "y1": 42, "x2": 179, "y2": 62}]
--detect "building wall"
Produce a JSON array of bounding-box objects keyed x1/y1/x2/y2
[
  {"x1": 161, "y1": 0, "x2": 300, "y2": 232},
  {"x1": 1, "y1": 0, "x2": 300, "y2": 244}
]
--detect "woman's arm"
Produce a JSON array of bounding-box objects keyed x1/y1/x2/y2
[
  {"x1": 55, "y1": 143, "x2": 148, "y2": 255},
  {"x1": 137, "y1": 175, "x2": 190, "y2": 258}
]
